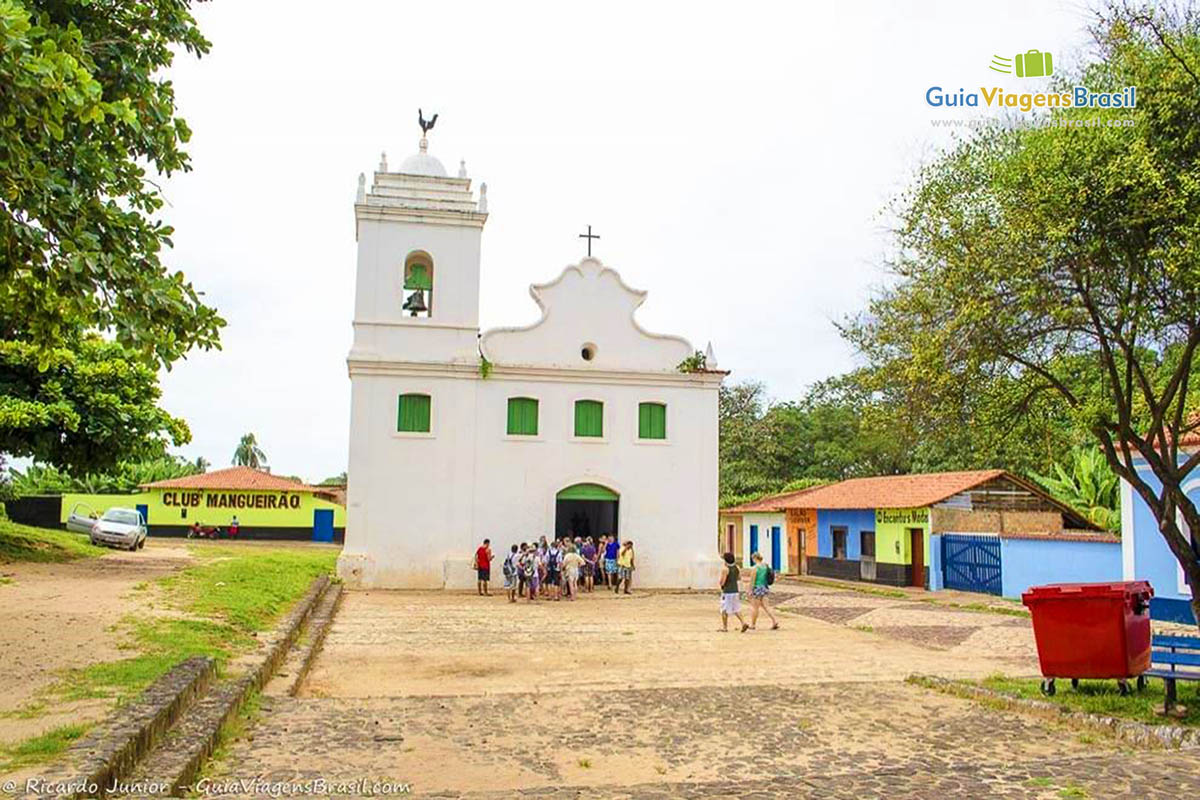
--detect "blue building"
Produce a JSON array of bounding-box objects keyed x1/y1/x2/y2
[{"x1": 1122, "y1": 438, "x2": 1199, "y2": 625}]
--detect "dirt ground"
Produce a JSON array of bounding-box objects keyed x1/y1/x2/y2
[
  {"x1": 302, "y1": 588, "x2": 1037, "y2": 699},
  {"x1": 210, "y1": 584, "x2": 1200, "y2": 798},
  {"x1": 0, "y1": 541, "x2": 193, "y2": 743}
]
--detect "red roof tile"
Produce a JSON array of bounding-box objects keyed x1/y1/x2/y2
[
  {"x1": 140, "y1": 466, "x2": 323, "y2": 493},
  {"x1": 721, "y1": 485, "x2": 824, "y2": 514},
  {"x1": 772, "y1": 470, "x2": 1009, "y2": 510}
]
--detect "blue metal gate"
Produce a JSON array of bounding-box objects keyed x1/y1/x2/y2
[{"x1": 941, "y1": 534, "x2": 1002, "y2": 595}]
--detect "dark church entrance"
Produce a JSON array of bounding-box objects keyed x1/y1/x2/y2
[{"x1": 555, "y1": 483, "x2": 619, "y2": 540}]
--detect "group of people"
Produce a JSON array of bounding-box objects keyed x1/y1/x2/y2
[
  {"x1": 473, "y1": 535, "x2": 635, "y2": 602},
  {"x1": 472, "y1": 537, "x2": 781, "y2": 634}
]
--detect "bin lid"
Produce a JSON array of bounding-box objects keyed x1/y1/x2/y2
[{"x1": 1022, "y1": 580, "x2": 1154, "y2": 602}]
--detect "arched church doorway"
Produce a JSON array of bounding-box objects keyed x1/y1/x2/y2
[{"x1": 555, "y1": 483, "x2": 618, "y2": 540}]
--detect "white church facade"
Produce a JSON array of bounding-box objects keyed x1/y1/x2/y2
[{"x1": 337, "y1": 126, "x2": 725, "y2": 590}]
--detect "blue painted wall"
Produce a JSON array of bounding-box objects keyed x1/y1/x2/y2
[
  {"x1": 999, "y1": 537, "x2": 1122, "y2": 599},
  {"x1": 816, "y1": 509, "x2": 876, "y2": 560},
  {"x1": 1126, "y1": 457, "x2": 1197, "y2": 623}
]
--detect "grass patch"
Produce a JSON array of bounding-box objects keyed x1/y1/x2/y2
[
  {"x1": 795, "y1": 575, "x2": 1029, "y2": 618},
  {"x1": 0, "y1": 723, "x2": 90, "y2": 771},
  {"x1": 980, "y1": 674, "x2": 1199, "y2": 727},
  {"x1": 0, "y1": 519, "x2": 105, "y2": 564},
  {"x1": 164, "y1": 545, "x2": 337, "y2": 632},
  {"x1": 41, "y1": 545, "x2": 336, "y2": 706},
  {"x1": 795, "y1": 577, "x2": 906, "y2": 599}
]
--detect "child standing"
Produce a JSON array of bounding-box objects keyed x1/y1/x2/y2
[
  {"x1": 503, "y1": 544, "x2": 519, "y2": 603},
  {"x1": 616, "y1": 540, "x2": 635, "y2": 594}
]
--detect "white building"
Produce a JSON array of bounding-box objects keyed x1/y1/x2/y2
[{"x1": 337, "y1": 128, "x2": 725, "y2": 590}]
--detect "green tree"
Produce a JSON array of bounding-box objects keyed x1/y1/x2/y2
[
  {"x1": 845, "y1": 2, "x2": 1200, "y2": 627},
  {"x1": 0, "y1": 0, "x2": 223, "y2": 469},
  {"x1": 0, "y1": 337, "x2": 189, "y2": 473},
  {"x1": 232, "y1": 433, "x2": 266, "y2": 469}
]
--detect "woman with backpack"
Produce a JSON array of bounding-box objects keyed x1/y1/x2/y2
[{"x1": 747, "y1": 552, "x2": 780, "y2": 630}]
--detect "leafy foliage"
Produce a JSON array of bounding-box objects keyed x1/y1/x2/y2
[
  {"x1": 0, "y1": 0, "x2": 223, "y2": 365},
  {"x1": 0, "y1": 0, "x2": 223, "y2": 472},
  {"x1": 0, "y1": 337, "x2": 190, "y2": 473},
  {"x1": 1031, "y1": 447, "x2": 1121, "y2": 531},
  {"x1": 10, "y1": 455, "x2": 201, "y2": 495},
  {"x1": 842, "y1": 1, "x2": 1200, "y2": 624},
  {"x1": 677, "y1": 351, "x2": 708, "y2": 373}
]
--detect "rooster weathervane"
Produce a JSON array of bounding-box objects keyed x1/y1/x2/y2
[{"x1": 418, "y1": 109, "x2": 438, "y2": 135}]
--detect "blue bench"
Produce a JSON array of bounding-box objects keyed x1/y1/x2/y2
[{"x1": 1145, "y1": 634, "x2": 1200, "y2": 713}]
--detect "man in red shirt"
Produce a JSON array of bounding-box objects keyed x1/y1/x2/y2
[{"x1": 473, "y1": 539, "x2": 493, "y2": 596}]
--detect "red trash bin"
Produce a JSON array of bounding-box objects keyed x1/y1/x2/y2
[{"x1": 1020, "y1": 581, "x2": 1153, "y2": 696}]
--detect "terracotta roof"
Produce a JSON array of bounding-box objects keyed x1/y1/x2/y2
[
  {"x1": 771, "y1": 469, "x2": 1009, "y2": 510},
  {"x1": 140, "y1": 466, "x2": 323, "y2": 493},
  {"x1": 721, "y1": 485, "x2": 824, "y2": 514}
]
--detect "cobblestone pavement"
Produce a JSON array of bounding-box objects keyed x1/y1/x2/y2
[
  {"x1": 209, "y1": 588, "x2": 1197, "y2": 798},
  {"x1": 776, "y1": 582, "x2": 1039, "y2": 665}
]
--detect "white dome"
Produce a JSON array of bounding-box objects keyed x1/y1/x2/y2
[{"x1": 398, "y1": 150, "x2": 447, "y2": 177}]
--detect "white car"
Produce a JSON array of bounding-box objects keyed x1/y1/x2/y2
[{"x1": 89, "y1": 507, "x2": 148, "y2": 551}]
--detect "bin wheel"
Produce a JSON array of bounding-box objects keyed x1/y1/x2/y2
[
  {"x1": 1040, "y1": 679, "x2": 1056, "y2": 697},
  {"x1": 1136, "y1": 675, "x2": 1147, "y2": 692},
  {"x1": 1118, "y1": 680, "x2": 1131, "y2": 697},
  {"x1": 1070, "y1": 678, "x2": 1080, "y2": 690}
]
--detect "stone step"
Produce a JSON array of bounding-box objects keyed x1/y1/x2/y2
[
  {"x1": 263, "y1": 582, "x2": 343, "y2": 697},
  {"x1": 41, "y1": 657, "x2": 216, "y2": 800},
  {"x1": 104, "y1": 576, "x2": 334, "y2": 798}
]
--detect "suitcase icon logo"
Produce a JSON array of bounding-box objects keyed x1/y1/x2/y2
[{"x1": 1015, "y1": 49, "x2": 1053, "y2": 77}]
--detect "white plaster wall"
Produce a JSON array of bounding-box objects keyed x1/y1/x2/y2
[
  {"x1": 341, "y1": 370, "x2": 721, "y2": 589},
  {"x1": 352, "y1": 216, "x2": 482, "y2": 363},
  {"x1": 740, "y1": 512, "x2": 786, "y2": 571},
  {"x1": 469, "y1": 376, "x2": 720, "y2": 588},
  {"x1": 481, "y1": 259, "x2": 693, "y2": 372},
  {"x1": 340, "y1": 372, "x2": 478, "y2": 589}
]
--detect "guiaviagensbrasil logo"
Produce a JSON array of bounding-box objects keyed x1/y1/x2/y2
[
  {"x1": 990, "y1": 50, "x2": 1053, "y2": 78},
  {"x1": 926, "y1": 47, "x2": 1135, "y2": 111}
]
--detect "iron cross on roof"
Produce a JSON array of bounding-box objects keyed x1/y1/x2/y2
[{"x1": 578, "y1": 225, "x2": 600, "y2": 257}]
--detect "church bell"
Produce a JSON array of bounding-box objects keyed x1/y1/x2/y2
[{"x1": 402, "y1": 288, "x2": 428, "y2": 316}]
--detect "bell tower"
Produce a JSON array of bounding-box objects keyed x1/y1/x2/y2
[{"x1": 349, "y1": 116, "x2": 489, "y2": 365}]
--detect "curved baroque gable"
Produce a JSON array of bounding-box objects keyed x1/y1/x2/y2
[{"x1": 480, "y1": 258, "x2": 693, "y2": 372}]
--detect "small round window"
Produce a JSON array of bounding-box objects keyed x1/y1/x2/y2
[{"x1": 581, "y1": 343, "x2": 597, "y2": 361}]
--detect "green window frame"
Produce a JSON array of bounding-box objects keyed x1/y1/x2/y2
[
  {"x1": 397, "y1": 393, "x2": 431, "y2": 433},
  {"x1": 638, "y1": 402, "x2": 667, "y2": 440},
  {"x1": 573, "y1": 399, "x2": 604, "y2": 438},
  {"x1": 506, "y1": 397, "x2": 539, "y2": 436}
]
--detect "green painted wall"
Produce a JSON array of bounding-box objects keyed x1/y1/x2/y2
[
  {"x1": 874, "y1": 507, "x2": 931, "y2": 566},
  {"x1": 60, "y1": 489, "x2": 345, "y2": 529}
]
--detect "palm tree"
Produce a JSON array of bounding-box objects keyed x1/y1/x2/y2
[
  {"x1": 193, "y1": 456, "x2": 210, "y2": 473},
  {"x1": 232, "y1": 434, "x2": 267, "y2": 469}
]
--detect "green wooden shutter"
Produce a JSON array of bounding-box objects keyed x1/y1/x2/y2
[
  {"x1": 397, "y1": 393, "x2": 431, "y2": 432},
  {"x1": 574, "y1": 400, "x2": 603, "y2": 437},
  {"x1": 506, "y1": 397, "x2": 538, "y2": 435},
  {"x1": 638, "y1": 402, "x2": 667, "y2": 439}
]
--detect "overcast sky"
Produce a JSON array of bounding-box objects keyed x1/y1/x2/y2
[{"x1": 154, "y1": 0, "x2": 1096, "y2": 481}]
